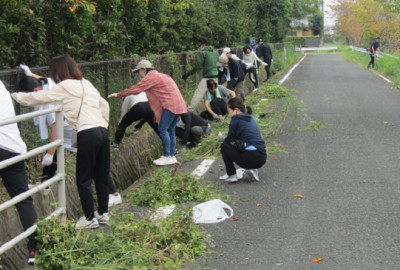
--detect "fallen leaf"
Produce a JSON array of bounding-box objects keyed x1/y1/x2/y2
[
  {"x1": 312, "y1": 257, "x2": 322, "y2": 263},
  {"x1": 383, "y1": 121, "x2": 388, "y2": 124},
  {"x1": 272, "y1": 156, "x2": 277, "y2": 160},
  {"x1": 256, "y1": 203, "x2": 262, "y2": 207},
  {"x1": 293, "y1": 194, "x2": 304, "y2": 199},
  {"x1": 131, "y1": 187, "x2": 137, "y2": 192},
  {"x1": 229, "y1": 217, "x2": 239, "y2": 221}
]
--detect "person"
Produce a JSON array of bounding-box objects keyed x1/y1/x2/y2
[
  {"x1": 250, "y1": 39, "x2": 258, "y2": 53},
  {"x1": 200, "y1": 79, "x2": 236, "y2": 121},
  {"x1": 19, "y1": 65, "x2": 121, "y2": 207},
  {"x1": 12, "y1": 54, "x2": 111, "y2": 230},
  {"x1": 112, "y1": 92, "x2": 158, "y2": 148},
  {"x1": 368, "y1": 37, "x2": 381, "y2": 69},
  {"x1": 219, "y1": 97, "x2": 267, "y2": 183},
  {"x1": 115, "y1": 60, "x2": 187, "y2": 166},
  {"x1": 0, "y1": 80, "x2": 38, "y2": 265},
  {"x1": 182, "y1": 37, "x2": 219, "y2": 111},
  {"x1": 256, "y1": 38, "x2": 273, "y2": 81},
  {"x1": 176, "y1": 111, "x2": 210, "y2": 149},
  {"x1": 218, "y1": 54, "x2": 245, "y2": 101},
  {"x1": 242, "y1": 45, "x2": 268, "y2": 90},
  {"x1": 218, "y1": 47, "x2": 242, "y2": 85}
]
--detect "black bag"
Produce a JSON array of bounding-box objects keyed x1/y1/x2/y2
[{"x1": 234, "y1": 140, "x2": 246, "y2": 152}]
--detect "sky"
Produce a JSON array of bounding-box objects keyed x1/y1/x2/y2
[{"x1": 324, "y1": 0, "x2": 337, "y2": 28}]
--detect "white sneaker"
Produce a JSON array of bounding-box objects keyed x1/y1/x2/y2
[
  {"x1": 236, "y1": 168, "x2": 246, "y2": 179},
  {"x1": 153, "y1": 156, "x2": 175, "y2": 166},
  {"x1": 249, "y1": 169, "x2": 260, "y2": 181},
  {"x1": 225, "y1": 174, "x2": 238, "y2": 183},
  {"x1": 95, "y1": 211, "x2": 109, "y2": 225},
  {"x1": 219, "y1": 173, "x2": 229, "y2": 180},
  {"x1": 108, "y1": 193, "x2": 122, "y2": 206},
  {"x1": 75, "y1": 217, "x2": 99, "y2": 229},
  {"x1": 170, "y1": 156, "x2": 178, "y2": 164}
]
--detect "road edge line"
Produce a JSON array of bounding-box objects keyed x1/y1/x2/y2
[{"x1": 279, "y1": 55, "x2": 306, "y2": 84}]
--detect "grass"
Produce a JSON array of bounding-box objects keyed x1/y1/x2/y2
[{"x1": 340, "y1": 46, "x2": 400, "y2": 88}]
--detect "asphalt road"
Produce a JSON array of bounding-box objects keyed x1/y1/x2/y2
[{"x1": 191, "y1": 54, "x2": 400, "y2": 270}]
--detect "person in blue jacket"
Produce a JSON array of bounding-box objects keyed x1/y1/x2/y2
[{"x1": 219, "y1": 98, "x2": 267, "y2": 182}]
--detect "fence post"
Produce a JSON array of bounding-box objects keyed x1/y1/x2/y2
[
  {"x1": 105, "y1": 63, "x2": 109, "y2": 100},
  {"x1": 55, "y1": 107, "x2": 66, "y2": 224}
]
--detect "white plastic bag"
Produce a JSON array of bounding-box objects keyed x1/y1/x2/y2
[{"x1": 192, "y1": 199, "x2": 233, "y2": 224}]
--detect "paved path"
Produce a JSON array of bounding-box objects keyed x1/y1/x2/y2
[{"x1": 192, "y1": 54, "x2": 400, "y2": 270}]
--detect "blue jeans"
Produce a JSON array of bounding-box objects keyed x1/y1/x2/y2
[{"x1": 158, "y1": 109, "x2": 179, "y2": 156}]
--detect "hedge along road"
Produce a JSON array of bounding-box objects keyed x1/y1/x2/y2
[{"x1": 191, "y1": 54, "x2": 400, "y2": 270}]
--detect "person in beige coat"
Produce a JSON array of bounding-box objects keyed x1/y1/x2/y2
[{"x1": 12, "y1": 54, "x2": 111, "y2": 229}]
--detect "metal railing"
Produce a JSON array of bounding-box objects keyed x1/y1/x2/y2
[
  {"x1": 296, "y1": 46, "x2": 338, "y2": 52},
  {"x1": 350, "y1": 45, "x2": 398, "y2": 59},
  {"x1": 0, "y1": 105, "x2": 66, "y2": 255}
]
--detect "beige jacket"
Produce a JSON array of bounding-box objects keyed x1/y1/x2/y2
[{"x1": 12, "y1": 79, "x2": 109, "y2": 130}]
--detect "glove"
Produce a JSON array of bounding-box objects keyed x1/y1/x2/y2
[
  {"x1": 19, "y1": 64, "x2": 32, "y2": 76},
  {"x1": 182, "y1": 74, "x2": 189, "y2": 80},
  {"x1": 218, "y1": 131, "x2": 225, "y2": 142},
  {"x1": 108, "y1": 93, "x2": 118, "y2": 98},
  {"x1": 262, "y1": 62, "x2": 268, "y2": 66},
  {"x1": 212, "y1": 113, "x2": 220, "y2": 121},
  {"x1": 41, "y1": 153, "x2": 54, "y2": 167}
]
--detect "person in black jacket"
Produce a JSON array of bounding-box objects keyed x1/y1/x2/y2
[
  {"x1": 256, "y1": 38, "x2": 273, "y2": 81},
  {"x1": 368, "y1": 37, "x2": 381, "y2": 69},
  {"x1": 218, "y1": 54, "x2": 245, "y2": 101},
  {"x1": 219, "y1": 98, "x2": 267, "y2": 183},
  {"x1": 176, "y1": 111, "x2": 211, "y2": 149}
]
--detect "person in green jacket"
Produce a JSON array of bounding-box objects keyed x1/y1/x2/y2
[{"x1": 182, "y1": 37, "x2": 219, "y2": 111}]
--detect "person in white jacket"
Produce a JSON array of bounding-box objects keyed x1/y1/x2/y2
[
  {"x1": 242, "y1": 45, "x2": 267, "y2": 90},
  {"x1": 0, "y1": 80, "x2": 38, "y2": 265},
  {"x1": 13, "y1": 54, "x2": 111, "y2": 229}
]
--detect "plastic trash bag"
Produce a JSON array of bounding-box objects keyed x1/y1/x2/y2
[{"x1": 192, "y1": 199, "x2": 233, "y2": 224}]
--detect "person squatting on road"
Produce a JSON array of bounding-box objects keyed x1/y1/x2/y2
[
  {"x1": 368, "y1": 37, "x2": 381, "y2": 69},
  {"x1": 115, "y1": 60, "x2": 187, "y2": 166},
  {"x1": 200, "y1": 79, "x2": 236, "y2": 121},
  {"x1": 176, "y1": 111, "x2": 211, "y2": 149},
  {"x1": 112, "y1": 92, "x2": 158, "y2": 148},
  {"x1": 0, "y1": 80, "x2": 38, "y2": 265},
  {"x1": 13, "y1": 54, "x2": 112, "y2": 230},
  {"x1": 182, "y1": 37, "x2": 219, "y2": 111},
  {"x1": 219, "y1": 98, "x2": 267, "y2": 183}
]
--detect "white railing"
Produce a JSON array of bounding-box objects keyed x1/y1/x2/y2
[
  {"x1": 350, "y1": 45, "x2": 398, "y2": 59},
  {"x1": 0, "y1": 104, "x2": 66, "y2": 255},
  {"x1": 296, "y1": 46, "x2": 338, "y2": 52}
]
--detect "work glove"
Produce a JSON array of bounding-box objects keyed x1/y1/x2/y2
[
  {"x1": 262, "y1": 62, "x2": 268, "y2": 66},
  {"x1": 218, "y1": 131, "x2": 225, "y2": 142},
  {"x1": 182, "y1": 74, "x2": 189, "y2": 80},
  {"x1": 108, "y1": 93, "x2": 118, "y2": 98},
  {"x1": 19, "y1": 64, "x2": 32, "y2": 76},
  {"x1": 212, "y1": 113, "x2": 220, "y2": 121},
  {"x1": 41, "y1": 153, "x2": 54, "y2": 167}
]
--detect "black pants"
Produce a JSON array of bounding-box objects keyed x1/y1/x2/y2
[
  {"x1": 76, "y1": 127, "x2": 110, "y2": 219},
  {"x1": 114, "y1": 102, "x2": 158, "y2": 144},
  {"x1": 244, "y1": 67, "x2": 259, "y2": 88},
  {"x1": 265, "y1": 61, "x2": 272, "y2": 80},
  {"x1": 0, "y1": 148, "x2": 37, "y2": 251},
  {"x1": 368, "y1": 54, "x2": 375, "y2": 68},
  {"x1": 176, "y1": 125, "x2": 210, "y2": 145},
  {"x1": 200, "y1": 99, "x2": 227, "y2": 120},
  {"x1": 42, "y1": 150, "x2": 57, "y2": 181},
  {"x1": 220, "y1": 142, "x2": 267, "y2": 176}
]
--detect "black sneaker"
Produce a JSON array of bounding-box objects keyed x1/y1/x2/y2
[
  {"x1": 28, "y1": 250, "x2": 35, "y2": 265},
  {"x1": 111, "y1": 142, "x2": 120, "y2": 149}
]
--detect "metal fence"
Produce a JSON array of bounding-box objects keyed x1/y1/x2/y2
[
  {"x1": 0, "y1": 105, "x2": 66, "y2": 255},
  {"x1": 350, "y1": 45, "x2": 398, "y2": 59}
]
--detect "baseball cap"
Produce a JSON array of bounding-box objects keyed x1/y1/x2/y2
[
  {"x1": 222, "y1": 47, "x2": 231, "y2": 54},
  {"x1": 132, "y1": 60, "x2": 154, "y2": 72},
  {"x1": 250, "y1": 39, "x2": 256, "y2": 46},
  {"x1": 217, "y1": 54, "x2": 229, "y2": 67}
]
